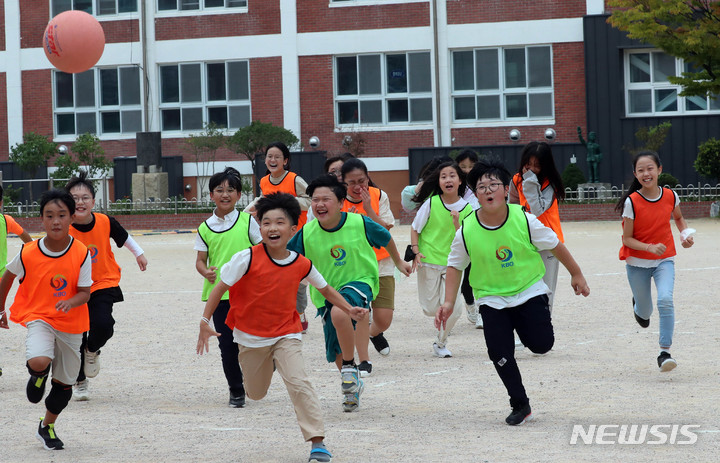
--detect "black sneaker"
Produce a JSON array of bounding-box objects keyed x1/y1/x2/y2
[
  {"x1": 657, "y1": 352, "x2": 677, "y2": 372},
  {"x1": 229, "y1": 392, "x2": 246, "y2": 408},
  {"x1": 632, "y1": 297, "x2": 649, "y2": 328},
  {"x1": 506, "y1": 403, "x2": 533, "y2": 426},
  {"x1": 27, "y1": 374, "x2": 48, "y2": 404},
  {"x1": 36, "y1": 419, "x2": 64, "y2": 450},
  {"x1": 358, "y1": 360, "x2": 373, "y2": 377},
  {"x1": 370, "y1": 332, "x2": 390, "y2": 356}
]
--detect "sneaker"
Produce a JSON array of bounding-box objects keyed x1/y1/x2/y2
[
  {"x1": 358, "y1": 360, "x2": 373, "y2": 377},
  {"x1": 300, "y1": 312, "x2": 309, "y2": 333},
  {"x1": 73, "y1": 379, "x2": 90, "y2": 401},
  {"x1": 229, "y1": 392, "x2": 246, "y2": 408},
  {"x1": 36, "y1": 419, "x2": 64, "y2": 450},
  {"x1": 342, "y1": 378, "x2": 364, "y2": 412},
  {"x1": 432, "y1": 342, "x2": 452, "y2": 358},
  {"x1": 465, "y1": 302, "x2": 478, "y2": 324},
  {"x1": 506, "y1": 403, "x2": 533, "y2": 426},
  {"x1": 26, "y1": 374, "x2": 48, "y2": 404},
  {"x1": 0, "y1": 366, "x2": 3, "y2": 377},
  {"x1": 657, "y1": 352, "x2": 677, "y2": 372},
  {"x1": 369, "y1": 332, "x2": 390, "y2": 356},
  {"x1": 340, "y1": 365, "x2": 359, "y2": 394},
  {"x1": 475, "y1": 312, "x2": 484, "y2": 329},
  {"x1": 309, "y1": 447, "x2": 333, "y2": 463},
  {"x1": 84, "y1": 349, "x2": 101, "y2": 378}
]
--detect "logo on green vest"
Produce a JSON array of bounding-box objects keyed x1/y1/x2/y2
[
  {"x1": 331, "y1": 245, "x2": 347, "y2": 266},
  {"x1": 496, "y1": 246, "x2": 514, "y2": 268}
]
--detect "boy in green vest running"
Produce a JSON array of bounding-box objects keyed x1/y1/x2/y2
[
  {"x1": 195, "y1": 167, "x2": 261, "y2": 408},
  {"x1": 288, "y1": 175, "x2": 412, "y2": 412},
  {"x1": 436, "y1": 159, "x2": 590, "y2": 426}
]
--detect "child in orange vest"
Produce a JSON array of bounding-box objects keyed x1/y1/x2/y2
[
  {"x1": 65, "y1": 171, "x2": 148, "y2": 400},
  {"x1": 0, "y1": 189, "x2": 92, "y2": 450}
]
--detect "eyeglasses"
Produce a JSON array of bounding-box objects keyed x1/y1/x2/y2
[
  {"x1": 475, "y1": 183, "x2": 503, "y2": 194},
  {"x1": 72, "y1": 195, "x2": 93, "y2": 204}
]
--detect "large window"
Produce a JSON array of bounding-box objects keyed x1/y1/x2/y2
[
  {"x1": 159, "y1": 61, "x2": 251, "y2": 132},
  {"x1": 52, "y1": 0, "x2": 138, "y2": 16},
  {"x1": 54, "y1": 66, "x2": 143, "y2": 137},
  {"x1": 334, "y1": 52, "x2": 432, "y2": 126},
  {"x1": 625, "y1": 50, "x2": 720, "y2": 116},
  {"x1": 451, "y1": 46, "x2": 554, "y2": 122},
  {"x1": 158, "y1": 0, "x2": 247, "y2": 11}
]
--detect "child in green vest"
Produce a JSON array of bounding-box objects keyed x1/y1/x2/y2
[
  {"x1": 410, "y1": 161, "x2": 474, "y2": 358},
  {"x1": 436, "y1": 159, "x2": 590, "y2": 426},
  {"x1": 288, "y1": 175, "x2": 412, "y2": 413},
  {"x1": 195, "y1": 167, "x2": 261, "y2": 408}
]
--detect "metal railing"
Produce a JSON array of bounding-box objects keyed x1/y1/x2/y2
[{"x1": 563, "y1": 183, "x2": 720, "y2": 203}]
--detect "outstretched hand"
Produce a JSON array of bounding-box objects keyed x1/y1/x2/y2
[{"x1": 197, "y1": 321, "x2": 220, "y2": 355}]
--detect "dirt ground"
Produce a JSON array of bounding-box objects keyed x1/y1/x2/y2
[{"x1": 1, "y1": 219, "x2": 719, "y2": 462}]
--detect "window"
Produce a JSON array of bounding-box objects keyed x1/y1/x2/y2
[
  {"x1": 158, "y1": 0, "x2": 247, "y2": 11},
  {"x1": 52, "y1": 0, "x2": 138, "y2": 16},
  {"x1": 159, "y1": 61, "x2": 251, "y2": 131},
  {"x1": 625, "y1": 50, "x2": 720, "y2": 116},
  {"x1": 334, "y1": 52, "x2": 433, "y2": 126},
  {"x1": 54, "y1": 66, "x2": 143, "y2": 137},
  {"x1": 451, "y1": 46, "x2": 554, "y2": 122}
]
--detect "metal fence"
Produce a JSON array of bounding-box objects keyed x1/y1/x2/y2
[{"x1": 563, "y1": 183, "x2": 720, "y2": 203}]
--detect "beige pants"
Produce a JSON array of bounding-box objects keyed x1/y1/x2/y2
[
  {"x1": 416, "y1": 265, "x2": 464, "y2": 348},
  {"x1": 238, "y1": 337, "x2": 324, "y2": 441}
]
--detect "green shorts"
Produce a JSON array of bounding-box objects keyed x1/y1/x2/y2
[{"x1": 318, "y1": 281, "x2": 373, "y2": 363}]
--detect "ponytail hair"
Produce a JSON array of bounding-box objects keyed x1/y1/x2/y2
[{"x1": 411, "y1": 161, "x2": 466, "y2": 203}]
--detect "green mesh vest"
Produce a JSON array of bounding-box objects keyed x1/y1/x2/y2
[
  {"x1": 198, "y1": 212, "x2": 253, "y2": 301},
  {"x1": 462, "y1": 204, "x2": 545, "y2": 299},
  {"x1": 418, "y1": 195, "x2": 473, "y2": 266}
]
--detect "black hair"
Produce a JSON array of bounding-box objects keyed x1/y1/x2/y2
[
  {"x1": 209, "y1": 167, "x2": 242, "y2": 193},
  {"x1": 516, "y1": 141, "x2": 565, "y2": 201},
  {"x1": 324, "y1": 155, "x2": 346, "y2": 173},
  {"x1": 255, "y1": 192, "x2": 301, "y2": 226},
  {"x1": 417, "y1": 155, "x2": 454, "y2": 182},
  {"x1": 40, "y1": 189, "x2": 76, "y2": 216},
  {"x1": 340, "y1": 157, "x2": 380, "y2": 188},
  {"x1": 615, "y1": 151, "x2": 663, "y2": 213},
  {"x1": 306, "y1": 174, "x2": 347, "y2": 202},
  {"x1": 455, "y1": 149, "x2": 479, "y2": 165},
  {"x1": 265, "y1": 141, "x2": 291, "y2": 171},
  {"x1": 467, "y1": 158, "x2": 512, "y2": 191},
  {"x1": 0, "y1": 183, "x2": 4, "y2": 199},
  {"x1": 411, "y1": 161, "x2": 467, "y2": 203},
  {"x1": 65, "y1": 170, "x2": 95, "y2": 198}
]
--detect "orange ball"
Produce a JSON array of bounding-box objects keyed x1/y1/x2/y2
[{"x1": 43, "y1": 10, "x2": 105, "y2": 74}]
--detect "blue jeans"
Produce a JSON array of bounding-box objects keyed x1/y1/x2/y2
[{"x1": 626, "y1": 261, "x2": 675, "y2": 349}]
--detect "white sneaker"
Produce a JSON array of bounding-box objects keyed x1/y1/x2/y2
[
  {"x1": 465, "y1": 302, "x2": 478, "y2": 324},
  {"x1": 73, "y1": 379, "x2": 89, "y2": 401},
  {"x1": 84, "y1": 349, "x2": 101, "y2": 378},
  {"x1": 432, "y1": 343, "x2": 452, "y2": 358},
  {"x1": 475, "y1": 312, "x2": 484, "y2": 329}
]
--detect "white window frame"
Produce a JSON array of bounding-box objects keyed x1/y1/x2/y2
[
  {"x1": 333, "y1": 52, "x2": 434, "y2": 128},
  {"x1": 158, "y1": 60, "x2": 252, "y2": 133},
  {"x1": 51, "y1": 0, "x2": 139, "y2": 17},
  {"x1": 624, "y1": 49, "x2": 720, "y2": 116},
  {"x1": 156, "y1": 0, "x2": 247, "y2": 15},
  {"x1": 450, "y1": 45, "x2": 555, "y2": 124},
  {"x1": 330, "y1": 0, "x2": 427, "y2": 6},
  {"x1": 53, "y1": 66, "x2": 143, "y2": 140}
]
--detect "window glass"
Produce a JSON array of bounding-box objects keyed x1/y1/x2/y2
[
  {"x1": 207, "y1": 63, "x2": 227, "y2": 101},
  {"x1": 454, "y1": 97, "x2": 475, "y2": 120},
  {"x1": 528, "y1": 47, "x2": 551, "y2": 87},
  {"x1": 505, "y1": 94, "x2": 527, "y2": 118},
  {"x1": 652, "y1": 52, "x2": 676, "y2": 83},
  {"x1": 409, "y1": 53, "x2": 431, "y2": 93},
  {"x1": 56, "y1": 73, "x2": 74, "y2": 108},
  {"x1": 453, "y1": 51, "x2": 474, "y2": 91},
  {"x1": 475, "y1": 49, "x2": 498, "y2": 90},
  {"x1": 336, "y1": 57, "x2": 358, "y2": 96},
  {"x1": 410, "y1": 98, "x2": 432, "y2": 122},
  {"x1": 120, "y1": 67, "x2": 141, "y2": 105},
  {"x1": 629, "y1": 53, "x2": 650, "y2": 83},
  {"x1": 359, "y1": 55, "x2": 381, "y2": 95},
  {"x1": 75, "y1": 71, "x2": 96, "y2": 107},
  {"x1": 181, "y1": 64, "x2": 202, "y2": 103},
  {"x1": 387, "y1": 99, "x2": 408, "y2": 122},
  {"x1": 476, "y1": 95, "x2": 500, "y2": 119},
  {"x1": 101, "y1": 69, "x2": 119, "y2": 106},
  {"x1": 504, "y1": 49, "x2": 526, "y2": 88},
  {"x1": 359, "y1": 100, "x2": 382, "y2": 123},
  {"x1": 228, "y1": 61, "x2": 249, "y2": 100},
  {"x1": 161, "y1": 66, "x2": 179, "y2": 103},
  {"x1": 386, "y1": 54, "x2": 407, "y2": 94}
]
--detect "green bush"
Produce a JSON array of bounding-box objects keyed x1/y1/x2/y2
[
  {"x1": 694, "y1": 137, "x2": 720, "y2": 183},
  {"x1": 561, "y1": 163, "x2": 586, "y2": 191},
  {"x1": 658, "y1": 172, "x2": 679, "y2": 187}
]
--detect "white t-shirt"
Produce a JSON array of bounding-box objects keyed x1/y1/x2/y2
[
  {"x1": 6, "y1": 237, "x2": 93, "y2": 287},
  {"x1": 194, "y1": 209, "x2": 262, "y2": 252},
  {"x1": 622, "y1": 190, "x2": 679, "y2": 268},
  {"x1": 447, "y1": 212, "x2": 558, "y2": 310},
  {"x1": 219, "y1": 247, "x2": 327, "y2": 348}
]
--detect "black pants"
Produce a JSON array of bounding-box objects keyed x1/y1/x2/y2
[
  {"x1": 461, "y1": 264, "x2": 474, "y2": 305},
  {"x1": 77, "y1": 287, "x2": 123, "y2": 382},
  {"x1": 479, "y1": 295, "x2": 554, "y2": 407},
  {"x1": 212, "y1": 300, "x2": 245, "y2": 396}
]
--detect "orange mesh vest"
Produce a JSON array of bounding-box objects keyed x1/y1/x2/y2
[
  {"x1": 9, "y1": 238, "x2": 90, "y2": 334},
  {"x1": 226, "y1": 244, "x2": 312, "y2": 337},
  {"x1": 341, "y1": 187, "x2": 390, "y2": 261},
  {"x1": 69, "y1": 213, "x2": 122, "y2": 292},
  {"x1": 619, "y1": 188, "x2": 676, "y2": 261},
  {"x1": 512, "y1": 173, "x2": 564, "y2": 242},
  {"x1": 260, "y1": 172, "x2": 308, "y2": 228}
]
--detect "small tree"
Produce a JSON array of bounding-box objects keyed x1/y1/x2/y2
[
  {"x1": 561, "y1": 163, "x2": 586, "y2": 192},
  {"x1": 341, "y1": 131, "x2": 367, "y2": 158},
  {"x1": 694, "y1": 137, "x2": 720, "y2": 183},
  {"x1": 623, "y1": 121, "x2": 672, "y2": 157},
  {"x1": 184, "y1": 122, "x2": 227, "y2": 200},
  {"x1": 658, "y1": 172, "x2": 680, "y2": 187},
  {"x1": 9, "y1": 132, "x2": 57, "y2": 203},
  {"x1": 51, "y1": 133, "x2": 114, "y2": 189}
]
